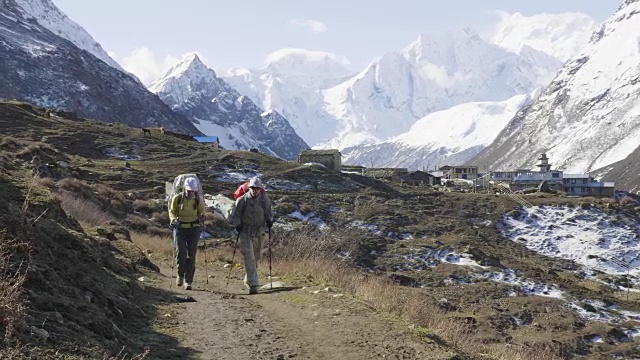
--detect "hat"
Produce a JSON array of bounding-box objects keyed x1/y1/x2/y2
[
  {"x1": 248, "y1": 177, "x2": 262, "y2": 189},
  {"x1": 184, "y1": 177, "x2": 198, "y2": 191}
]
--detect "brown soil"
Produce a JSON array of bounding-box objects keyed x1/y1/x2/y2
[{"x1": 137, "y1": 252, "x2": 460, "y2": 360}]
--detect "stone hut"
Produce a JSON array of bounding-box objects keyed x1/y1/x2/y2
[{"x1": 297, "y1": 149, "x2": 342, "y2": 172}]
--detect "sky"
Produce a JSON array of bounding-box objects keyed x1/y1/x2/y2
[{"x1": 51, "y1": 0, "x2": 621, "y2": 84}]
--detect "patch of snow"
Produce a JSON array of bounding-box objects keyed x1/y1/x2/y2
[
  {"x1": 287, "y1": 210, "x2": 327, "y2": 229},
  {"x1": 103, "y1": 148, "x2": 142, "y2": 161},
  {"x1": 500, "y1": 205, "x2": 640, "y2": 279}
]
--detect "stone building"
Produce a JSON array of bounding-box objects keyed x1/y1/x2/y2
[{"x1": 297, "y1": 149, "x2": 342, "y2": 172}]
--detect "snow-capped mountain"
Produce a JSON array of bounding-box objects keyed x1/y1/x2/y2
[
  {"x1": 12, "y1": 0, "x2": 128, "y2": 74},
  {"x1": 320, "y1": 28, "x2": 562, "y2": 150},
  {"x1": 473, "y1": 0, "x2": 640, "y2": 175},
  {"x1": 487, "y1": 11, "x2": 597, "y2": 62},
  {"x1": 342, "y1": 91, "x2": 537, "y2": 170},
  {"x1": 150, "y1": 54, "x2": 309, "y2": 160},
  {"x1": 0, "y1": 0, "x2": 198, "y2": 134},
  {"x1": 222, "y1": 48, "x2": 355, "y2": 147}
]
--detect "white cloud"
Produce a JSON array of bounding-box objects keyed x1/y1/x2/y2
[
  {"x1": 108, "y1": 47, "x2": 205, "y2": 86},
  {"x1": 289, "y1": 19, "x2": 327, "y2": 33}
]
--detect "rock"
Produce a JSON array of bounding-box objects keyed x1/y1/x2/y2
[
  {"x1": 30, "y1": 326, "x2": 49, "y2": 339},
  {"x1": 173, "y1": 295, "x2": 196, "y2": 303},
  {"x1": 49, "y1": 311, "x2": 64, "y2": 324},
  {"x1": 96, "y1": 223, "x2": 131, "y2": 242},
  {"x1": 506, "y1": 210, "x2": 522, "y2": 219},
  {"x1": 467, "y1": 247, "x2": 501, "y2": 267},
  {"x1": 261, "y1": 281, "x2": 287, "y2": 289}
]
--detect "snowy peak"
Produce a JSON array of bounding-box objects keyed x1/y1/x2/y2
[
  {"x1": 408, "y1": 28, "x2": 483, "y2": 53},
  {"x1": 487, "y1": 10, "x2": 596, "y2": 61},
  {"x1": 402, "y1": 28, "x2": 487, "y2": 65},
  {"x1": 320, "y1": 26, "x2": 562, "y2": 150},
  {"x1": 148, "y1": 53, "x2": 222, "y2": 99},
  {"x1": 473, "y1": 0, "x2": 640, "y2": 174},
  {"x1": 149, "y1": 57, "x2": 309, "y2": 160},
  {"x1": 341, "y1": 91, "x2": 536, "y2": 170},
  {"x1": 264, "y1": 48, "x2": 352, "y2": 77},
  {"x1": 165, "y1": 53, "x2": 214, "y2": 79},
  {"x1": 11, "y1": 0, "x2": 126, "y2": 72}
]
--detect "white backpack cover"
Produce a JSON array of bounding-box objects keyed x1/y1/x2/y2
[{"x1": 166, "y1": 173, "x2": 204, "y2": 209}]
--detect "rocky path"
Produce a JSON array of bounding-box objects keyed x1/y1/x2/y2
[{"x1": 139, "y1": 250, "x2": 459, "y2": 360}]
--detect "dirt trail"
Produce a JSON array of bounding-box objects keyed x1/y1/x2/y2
[{"x1": 140, "y1": 251, "x2": 458, "y2": 360}]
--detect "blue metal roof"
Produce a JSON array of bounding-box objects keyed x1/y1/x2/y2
[{"x1": 193, "y1": 136, "x2": 219, "y2": 143}]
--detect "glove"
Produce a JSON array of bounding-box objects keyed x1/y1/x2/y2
[
  {"x1": 170, "y1": 219, "x2": 179, "y2": 227},
  {"x1": 266, "y1": 219, "x2": 273, "y2": 229},
  {"x1": 236, "y1": 224, "x2": 243, "y2": 232}
]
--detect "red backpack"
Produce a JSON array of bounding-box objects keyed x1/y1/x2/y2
[{"x1": 233, "y1": 181, "x2": 265, "y2": 200}]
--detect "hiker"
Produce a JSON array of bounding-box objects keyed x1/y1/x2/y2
[
  {"x1": 231, "y1": 177, "x2": 273, "y2": 294},
  {"x1": 233, "y1": 179, "x2": 265, "y2": 200},
  {"x1": 169, "y1": 177, "x2": 206, "y2": 290}
]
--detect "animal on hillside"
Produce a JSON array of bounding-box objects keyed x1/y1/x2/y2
[
  {"x1": 142, "y1": 128, "x2": 151, "y2": 136},
  {"x1": 43, "y1": 109, "x2": 51, "y2": 119},
  {"x1": 159, "y1": 127, "x2": 165, "y2": 134}
]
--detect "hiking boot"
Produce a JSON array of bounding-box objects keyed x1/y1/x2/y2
[
  {"x1": 176, "y1": 276, "x2": 183, "y2": 286},
  {"x1": 249, "y1": 286, "x2": 258, "y2": 295},
  {"x1": 184, "y1": 282, "x2": 192, "y2": 290}
]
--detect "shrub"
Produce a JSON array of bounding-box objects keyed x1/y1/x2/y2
[
  {"x1": 132, "y1": 199, "x2": 158, "y2": 213},
  {"x1": 0, "y1": 232, "x2": 29, "y2": 343},
  {"x1": 619, "y1": 196, "x2": 635, "y2": 207},
  {"x1": 36, "y1": 177, "x2": 55, "y2": 189},
  {"x1": 15, "y1": 142, "x2": 56, "y2": 158},
  {"x1": 58, "y1": 178, "x2": 94, "y2": 199},
  {"x1": 56, "y1": 191, "x2": 115, "y2": 227},
  {"x1": 0, "y1": 136, "x2": 20, "y2": 149}
]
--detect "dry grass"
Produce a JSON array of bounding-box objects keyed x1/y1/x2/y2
[
  {"x1": 274, "y1": 229, "x2": 359, "y2": 262},
  {"x1": 56, "y1": 190, "x2": 115, "y2": 227},
  {"x1": 130, "y1": 232, "x2": 173, "y2": 257},
  {"x1": 36, "y1": 177, "x2": 55, "y2": 189},
  {"x1": 271, "y1": 231, "x2": 562, "y2": 360},
  {"x1": 105, "y1": 346, "x2": 150, "y2": 360},
  {"x1": 15, "y1": 142, "x2": 56, "y2": 158},
  {"x1": 21, "y1": 173, "x2": 38, "y2": 212},
  {"x1": 0, "y1": 136, "x2": 21, "y2": 149},
  {"x1": 0, "y1": 232, "x2": 29, "y2": 344}
]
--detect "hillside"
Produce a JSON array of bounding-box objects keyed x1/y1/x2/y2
[
  {"x1": 3, "y1": 100, "x2": 640, "y2": 359},
  {"x1": 473, "y1": 0, "x2": 640, "y2": 175}
]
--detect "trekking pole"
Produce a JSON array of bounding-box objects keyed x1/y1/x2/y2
[
  {"x1": 268, "y1": 227, "x2": 272, "y2": 290},
  {"x1": 226, "y1": 231, "x2": 241, "y2": 289},
  {"x1": 169, "y1": 220, "x2": 179, "y2": 289},
  {"x1": 201, "y1": 220, "x2": 209, "y2": 284}
]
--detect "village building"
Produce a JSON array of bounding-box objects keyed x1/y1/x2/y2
[
  {"x1": 489, "y1": 153, "x2": 615, "y2": 197},
  {"x1": 297, "y1": 149, "x2": 342, "y2": 172},
  {"x1": 405, "y1": 170, "x2": 441, "y2": 186},
  {"x1": 193, "y1": 136, "x2": 220, "y2": 149},
  {"x1": 438, "y1": 165, "x2": 478, "y2": 180},
  {"x1": 362, "y1": 167, "x2": 409, "y2": 181}
]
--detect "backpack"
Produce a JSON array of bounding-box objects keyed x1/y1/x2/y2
[
  {"x1": 167, "y1": 173, "x2": 204, "y2": 210},
  {"x1": 233, "y1": 181, "x2": 265, "y2": 200}
]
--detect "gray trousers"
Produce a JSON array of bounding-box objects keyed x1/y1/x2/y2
[
  {"x1": 174, "y1": 227, "x2": 200, "y2": 283},
  {"x1": 239, "y1": 226, "x2": 264, "y2": 287}
]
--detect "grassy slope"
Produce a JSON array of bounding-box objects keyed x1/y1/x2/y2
[{"x1": 2, "y1": 100, "x2": 640, "y2": 358}]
